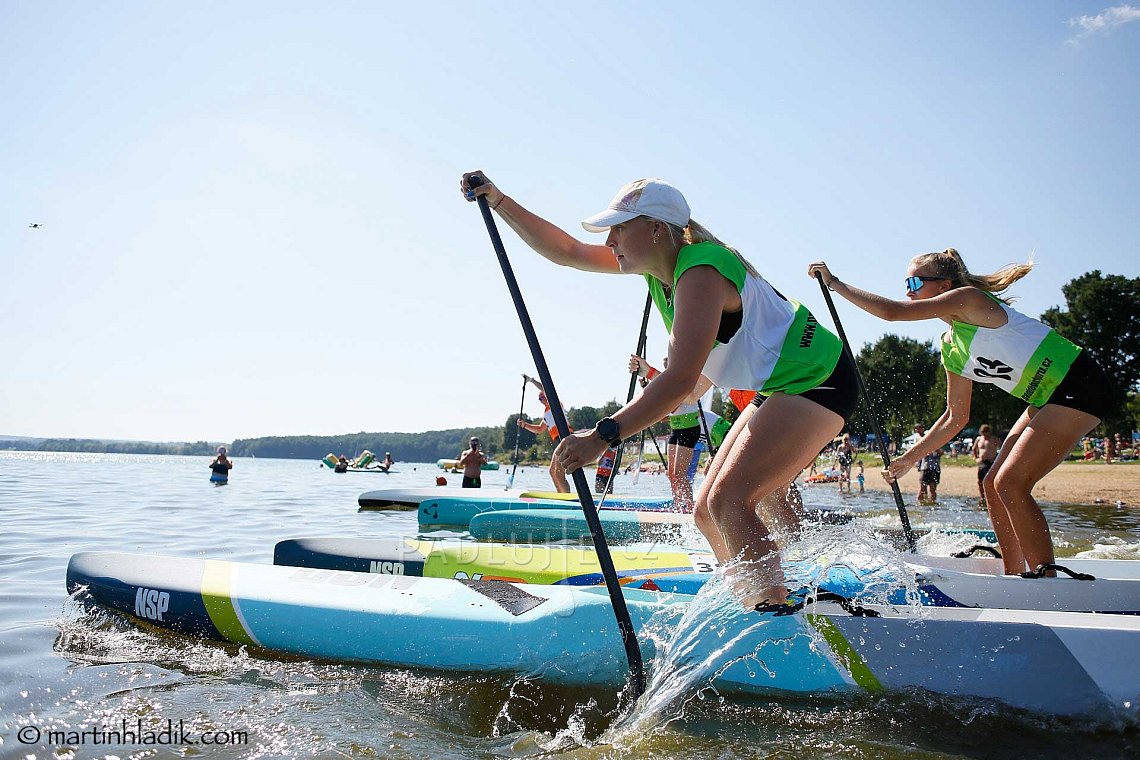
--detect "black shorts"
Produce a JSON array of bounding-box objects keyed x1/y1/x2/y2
[
  {"x1": 1045, "y1": 351, "x2": 1109, "y2": 420},
  {"x1": 920, "y1": 468, "x2": 941, "y2": 486},
  {"x1": 752, "y1": 350, "x2": 860, "y2": 421},
  {"x1": 462, "y1": 476, "x2": 481, "y2": 488},
  {"x1": 977, "y1": 459, "x2": 995, "y2": 481},
  {"x1": 668, "y1": 425, "x2": 701, "y2": 449}
]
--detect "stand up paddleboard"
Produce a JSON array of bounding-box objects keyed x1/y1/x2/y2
[
  {"x1": 66, "y1": 551, "x2": 1140, "y2": 718},
  {"x1": 357, "y1": 488, "x2": 670, "y2": 512},
  {"x1": 358, "y1": 487, "x2": 562, "y2": 510},
  {"x1": 271, "y1": 537, "x2": 1140, "y2": 614},
  {"x1": 417, "y1": 495, "x2": 675, "y2": 529},
  {"x1": 272, "y1": 537, "x2": 715, "y2": 584},
  {"x1": 467, "y1": 507, "x2": 852, "y2": 544}
]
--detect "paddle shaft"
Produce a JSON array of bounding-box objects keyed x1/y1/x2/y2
[
  {"x1": 468, "y1": 177, "x2": 646, "y2": 695},
  {"x1": 506, "y1": 376, "x2": 527, "y2": 490},
  {"x1": 631, "y1": 429, "x2": 646, "y2": 484},
  {"x1": 602, "y1": 292, "x2": 654, "y2": 499},
  {"x1": 814, "y1": 273, "x2": 917, "y2": 550}
]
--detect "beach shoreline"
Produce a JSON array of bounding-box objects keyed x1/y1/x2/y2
[{"x1": 857, "y1": 462, "x2": 1140, "y2": 505}]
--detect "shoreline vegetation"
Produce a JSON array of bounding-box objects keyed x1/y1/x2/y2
[{"x1": 7, "y1": 440, "x2": 1134, "y2": 506}]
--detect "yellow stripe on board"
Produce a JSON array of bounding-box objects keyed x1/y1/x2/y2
[
  {"x1": 520, "y1": 491, "x2": 578, "y2": 501},
  {"x1": 807, "y1": 614, "x2": 883, "y2": 692},
  {"x1": 201, "y1": 560, "x2": 257, "y2": 646}
]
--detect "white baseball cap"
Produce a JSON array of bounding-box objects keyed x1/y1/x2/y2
[{"x1": 581, "y1": 178, "x2": 690, "y2": 233}]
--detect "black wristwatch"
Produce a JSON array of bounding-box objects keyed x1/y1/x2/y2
[{"x1": 595, "y1": 417, "x2": 622, "y2": 447}]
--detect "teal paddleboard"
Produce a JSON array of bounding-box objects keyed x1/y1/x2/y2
[{"x1": 66, "y1": 551, "x2": 1140, "y2": 717}]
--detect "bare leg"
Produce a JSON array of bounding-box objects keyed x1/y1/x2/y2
[
  {"x1": 667, "y1": 443, "x2": 696, "y2": 513},
  {"x1": 693, "y1": 405, "x2": 755, "y2": 561},
  {"x1": 988, "y1": 404, "x2": 1099, "y2": 574},
  {"x1": 704, "y1": 393, "x2": 844, "y2": 607},
  {"x1": 549, "y1": 455, "x2": 570, "y2": 493}
]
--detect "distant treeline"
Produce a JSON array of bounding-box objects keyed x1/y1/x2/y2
[
  {"x1": 229, "y1": 428, "x2": 509, "y2": 462},
  {"x1": 1, "y1": 439, "x2": 222, "y2": 456}
]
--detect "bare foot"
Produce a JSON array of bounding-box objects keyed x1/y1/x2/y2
[{"x1": 724, "y1": 560, "x2": 787, "y2": 610}]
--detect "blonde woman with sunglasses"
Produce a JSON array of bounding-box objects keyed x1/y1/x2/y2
[{"x1": 808, "y1": 250, "x2": 1108, "y2": 576}]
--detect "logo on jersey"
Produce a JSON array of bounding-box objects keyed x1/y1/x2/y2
[
  {"x1": 799, "y1": 314, "x2": 818, "y2": 348},
  {"x1": 974, "y1": 357, "x2": 1013, "y2": 381}
]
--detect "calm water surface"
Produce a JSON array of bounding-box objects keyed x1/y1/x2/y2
[{"x1": 1, "y1": 451, "x2": 1139, "y2": 759}]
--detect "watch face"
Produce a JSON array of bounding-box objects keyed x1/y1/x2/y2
[{"x1": 598, "y1": 418, "x2": 619, "y2": 443}]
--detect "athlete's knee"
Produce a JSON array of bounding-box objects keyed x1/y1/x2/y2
[
  {"x1": 992, "y1": 467, "x2": 1033, "y2": 496},
  {"x1": 693, "y1": 500, "x2": 716, "y2": 532},
  {"x1": 982, "y1": 468, "x2": 1001, "y2": 496},
  {"x1": 705, "y1": 480, "x2": 759, "y2": 524}
]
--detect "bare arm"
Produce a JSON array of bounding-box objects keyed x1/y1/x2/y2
[
  {"x1": 806, "y1": 262, "x2": 1005, "y2": 324},
  {"x1": 552, "y1": 266, "x2": 733, "y2": 471},
  {"x1": 682, "y1": 375, "x2": 715, "y2": 405},
  {"x1": 461, "y1": 172, "x2": 620, "y2": 274},
  {"x1": 886, "y1": 370, "x2": 973, "y2": 481},
  {"x1": 518, "y1": 419, "x2": 545, "y2": 434}
]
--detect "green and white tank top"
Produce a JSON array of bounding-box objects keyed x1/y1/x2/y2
[
  {"x1": 940, "y1": 298, "x2": 1081, "y2": 407},
  {"x1": 668, "y1": 402, "x2": 700, "y2": 430},
  {"x1": 646, "y1": 242, "x2": 842, "y2": 396}
]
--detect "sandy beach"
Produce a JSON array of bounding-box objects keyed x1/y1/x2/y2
[{"x1": 859, "y1": 462, "x2": 1140, "y2": 505}]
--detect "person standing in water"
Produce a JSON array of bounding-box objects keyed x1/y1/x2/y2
[
  {"x1": 808, "y1": 249, "x2": 1107, "y2": 575},
  {"x1": 911, "y1": 423, "x2": 942, "y2": 504},
  {"x1": 972, "y1": 424, "x2": 1000, "y2": 500},
  {"x1": 517, "y1": 375, "x2": 573, "y2": 493},
  {"x1": 463, "y1": 172, "x2": 857, "y2": 609},
  {"x1": 210, "y1": 446, "x2": 233, "y2": 483},
  {"x1": 835, "y1": 433, "x2": 855, "y2": 494},
  {"x1": 457, "y1": 436, "x2": 487, "y2": 488}
]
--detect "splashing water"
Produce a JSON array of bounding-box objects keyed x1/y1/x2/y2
[
  {"x1": 597, "y1": 524, "x2": 930, "y2": 749},
  {"x1": 1077, "y1": 536, "x2": 1140, "y2": 560}
]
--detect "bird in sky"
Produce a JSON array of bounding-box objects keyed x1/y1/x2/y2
[{"x1": 28, "y1": 223, "x2": 42, "y2": 229}]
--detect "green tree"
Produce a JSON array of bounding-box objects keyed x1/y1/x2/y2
[
  {"x1": 502, "y1": 413, "x2": 536, "y2": 461},
  {"x1": 849, "y1": 335, "x2": 941, "y2": 445},
  {"x1": 1125, "y1": 392, "x2": 1140, "y2": 434},
  {"x1": 1040, "y1": 271, "x2": 1140, "y2": 433}
]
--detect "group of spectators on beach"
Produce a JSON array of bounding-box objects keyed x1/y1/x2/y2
[
  {"x1": 1081, "y1": 433, "x2": 1138, "y2": 464},
  {"x1": 804, "y1": 422, "x2": 1004, "y2": 505}
]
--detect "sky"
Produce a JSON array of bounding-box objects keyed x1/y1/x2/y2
[{"x1": 2, "y1": 2, "x2": 1138, "y2": 442}]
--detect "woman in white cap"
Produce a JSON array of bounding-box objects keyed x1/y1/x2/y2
[{"x1": 461, "y1": 172, "x2": 859, "y2": 610}]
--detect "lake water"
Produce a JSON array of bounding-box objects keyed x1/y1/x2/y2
[{"x1": 2, "y1": 451, "x2": 1139, "y2": 759}]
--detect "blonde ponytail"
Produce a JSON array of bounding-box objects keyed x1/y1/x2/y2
[
  {"x1": 912, "y1": 248, "x2": 1033, "y2": 304},
  {"x1": 663, "y1": 219, "x2": 760, "y2": 277}
]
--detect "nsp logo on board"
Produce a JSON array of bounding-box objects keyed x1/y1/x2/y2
[
  {"x1": 134, "y1": 587, "x2": 170, "y2": 621},
  {"x1": 368, "y1": 561, "x2": 405, "y2": 575}
]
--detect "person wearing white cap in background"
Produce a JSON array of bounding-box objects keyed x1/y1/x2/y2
[{"x1": 461, "y1": 171, "x2": 860, "y2": 610}]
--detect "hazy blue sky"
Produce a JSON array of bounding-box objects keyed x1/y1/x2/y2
[{"x1": 2, "y1": 2, "x2": 1137, "y2": 442}]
